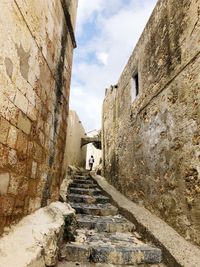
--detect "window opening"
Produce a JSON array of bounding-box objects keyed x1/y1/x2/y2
[{"x1": 131, "y1": 73, "x2": 139, "y2": 102}]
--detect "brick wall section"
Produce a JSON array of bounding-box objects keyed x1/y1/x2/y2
[
  {"x1": 0, "y1": 0, "x2": 78, "y2": 234},
  {"x1": 102, "y1": 0, "x2": 200, "y2": 245}
]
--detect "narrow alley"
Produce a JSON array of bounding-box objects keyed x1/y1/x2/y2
[{"x1": 0, "y1": 0, "x2": 200, "y2": 267}]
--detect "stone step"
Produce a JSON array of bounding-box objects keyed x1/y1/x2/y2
[
  {"x1": 90, "y1": 246, "x2": 162, "y2": 265},
  {"x1": 70, "y1": 183, "x2": 97, "y2": 189},
  {"x1": 73, "y1": 179, "x2": 95, "y2": 184},
  {"x1": 76, "y1": 214, "x2": 136, "y2": 233},
  {"x1": 58, "y1": 262, "x2": 166, "y2": 267},
  {"x1": 74, "y1": 175, "x2": 91, "y2": 180},
  {"x1": 62, "y1": 230, "x2": 162, "y2": 265},
  {"x1": 70, "y1": 203, "x2": 118, "y2": 216},
  {"x1": 69, "y1": 187, "x2": 102, "y2": 196},
  {"x1": 68, "y1": 194, "x2": 110, "y2": 204},
  {"x1": 61, "y1": 244, "x2": 90, "y2": 263}
]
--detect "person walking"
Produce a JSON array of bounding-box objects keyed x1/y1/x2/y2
[{"x1": 88, "y1": 155, "x2": 95, "y2": 171}]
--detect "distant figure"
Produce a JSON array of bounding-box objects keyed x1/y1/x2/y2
[{"x1": 89, "y1": 155, "x2": 95, "y2": 171}]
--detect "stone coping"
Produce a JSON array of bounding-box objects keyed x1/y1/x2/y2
[
  {"x1": 91, "y1": 173, "x2": 200, "y2": 267},
  {"x1": 0, "y1": 202, "x2": 75, "y2": 267}
]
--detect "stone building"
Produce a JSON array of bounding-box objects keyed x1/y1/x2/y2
[
  {"x1": 0, "y1": 0, "x2": 78, "y2": 234},
  {"x1": 63, "y1": 110, "x2": 87, "y2": 170},
  {"x1": 102, "y1": 0, "x2": 200, "y2": 245}
]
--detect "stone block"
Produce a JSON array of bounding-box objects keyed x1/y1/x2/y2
[
  {"x1": 8, "y1": 173, "x2": 29, "y2": 196},
  {"x1": 27, "y1": 103, "x2": 37, "y2": 122},
  {"x1": 0, "y1": 143, "x2": 8, "y2": 169},
  {"x1": 32, "y1": 142, "x2": 44, "y2": 163},
  {"x1": 8, "y1": 149, "x2": 18, "y2": 167},
  {"x1": 0, "y1": 202, "x2": 75, "y2": 267},
  {"x1": 0, "y1": 173, "x2": 10, "y2": 195},
  {"x1": 63, "y1": 244, "x2": 90, "y2": 262},
  {"x1": 0, "y1": 72, "x2": 16, "y2": 102},
  {"x1": 14, "y1": 155, "x2": 27, "y2": 176},
  {"x1": 38, "y1": 130, "x2": 45, "y2": 147},
  {"x1": 16, "y1": 130, "x2": 28, "y2": 154},
  {"x1": 25, "y1": 88, "x2": 36, "y2": 106},
  {"x1": 0, "y1": 92, "x2": 9, "y2": 118},
  {"x1": 7, "y1": 125, "x2": 18, "y2": 149},
  {"x1": 7, "y1": 101, "x2": 19, "y2": 127},
  {"x1": 0, "y1": 195, "x2": 14, "y2": 216},
  {"x1": 69, "y1": 187, "x2": 102, "y2": 196},
  {"x1": 13, "y1": 199, "x2": 25, "y2": 216},
  {"x1": 17, "y1": 111, "x2": 32, "y2": 135},
  {"x1": 70, "y1": 203, "x2": 118, "y2": 216},
  {"x1": 0, "y1": 116, "x2": 10, "y2": 144},
  {"x1": 14, "y1": 89, "x2": 28, "y2": 114},
  {"x1": 31, "y1": 161, "x2": 37, "y2": 179},
  {"x1": 77, "y1": 214, "x2": 135, "y2": 233}
]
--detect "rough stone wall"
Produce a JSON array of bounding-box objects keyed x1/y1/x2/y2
[
  {"x1": 102, "y1": 0, "x2": 200, "y2": 245},
  {"x1": 63, "y1": 110, "x2": 87, "y2": 170},
  {"x1": 0, "y1": 0, "x2": 78, "y2": 234}
]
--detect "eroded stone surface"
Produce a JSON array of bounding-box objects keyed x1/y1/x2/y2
[
  {"x1": 0, "y1": 202, "x2": 75, "y2": 267},
  {"x1": 70, "y1": 203, "x2": 118, "y2": 216},
  {"x1": 0, "y1": 0, "x2": 78, "y2": 234},
  {"x1": 59, "y1": 174, "x2": 162, "y2": 266},
  {"x1": 59, "y1": 263, "x2": 166, "y2": 267},
  {"x1": 63, "y1": 229, "x2": 161, "y2": 265},
  {"x1": 69, "y1": 187, "x2": 102, "y2": 196},
  {"x1": 92, "y1": 173, "x2": 200, "y2": 267},
  {"x1": 69, "y1": 193, "x2": 110, "y2": 204},
  {"x1": 102, "y1": 0, "x2": 200, "y2": 246},
  {"x1": 76, "y1": 214, "x2": 135, "y2": 233}
]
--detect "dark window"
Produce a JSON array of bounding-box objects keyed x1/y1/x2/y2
[
  {"x1": 131, "y1": 72, "x2": 139, "y2": 101},
  {"x1": 134, "y1": 73, "x2": 139, "y2": 96}
]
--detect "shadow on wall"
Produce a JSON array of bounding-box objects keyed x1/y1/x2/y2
[{"x1": 62, "y1": 110, "x2": 87, "y2": 174}]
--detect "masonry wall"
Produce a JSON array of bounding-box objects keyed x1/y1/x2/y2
[
  {"x1": 102, "y1": 0, "x2": 200, "y2": 245},
  {"x1": 63, "y1": 110, "x2": 86, "y2": 170},
  {"x1": 0, "y1": 0, "x2": 78, "y2": 234}
]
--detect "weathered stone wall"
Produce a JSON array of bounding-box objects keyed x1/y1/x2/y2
[
  {"x1": 63, "y1": 110, "x2": 87, "y2": 170},
  {"x1": 102, "y1": 0, "x2": 200, "y2": 245},
  {"x1": 0, "y1": 0, "x2": 78, "y2": 234}
]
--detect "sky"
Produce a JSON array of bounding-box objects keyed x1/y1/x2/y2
[{"x1": 69, "y1": 0, "x2": 158, "y2": 133}]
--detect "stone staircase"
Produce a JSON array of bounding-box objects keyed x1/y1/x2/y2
[{"x1": 58, "y1": 174, "x2": 164, "y2": 266}]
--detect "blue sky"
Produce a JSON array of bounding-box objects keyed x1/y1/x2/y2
[{"x1": 70, "y1": 0, "x2": 158, "y2": 132}]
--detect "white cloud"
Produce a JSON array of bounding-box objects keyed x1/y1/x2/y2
[
  {"x1": 96, "y1": 52, "x2": 109, "y2": 65},
  {"x1": 70, "y1": 0, "x2": 158, "y2": 131},
  {"x1": 76, "y1": 0, "x2": 104, "y2": 34}
]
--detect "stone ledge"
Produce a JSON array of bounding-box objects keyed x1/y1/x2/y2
[
  {"x1": 91, "y1": 173, "x2": 200, "y2": 267},
  {"x1": 0, "y1": 202, "x2": 75, "y2": 267}
]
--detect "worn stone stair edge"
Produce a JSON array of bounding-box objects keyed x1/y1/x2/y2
[
  {"x1": 91, "y1": 172, "x2": 200, "y2": 267},
  {"x1": 64, "y1": 243, "x2": 162, "y2": 265},
  {"x1": 0, "y1": 202, "x2": 75, "y2": 267},
  {"x1": 58, "y1": 261, "x2": 166, "y2": 267}
]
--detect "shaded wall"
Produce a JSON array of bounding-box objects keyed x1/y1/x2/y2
[
  {"x1": 63, "y1": 110, "x2": 86, "y2": 170},
  {"x1": 86, "y1": 131, "x2": 102, "y2": 170},
  {"x1": 102, "y1": 0, "x2": 200, "y2": 245},
  {"x1": 0, "y1": 0, "x2": 78, "y2": 234}
]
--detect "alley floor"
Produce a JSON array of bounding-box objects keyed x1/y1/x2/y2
[{"x1": 58, "y1": 173, "x2": 166, "y2": 266}]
